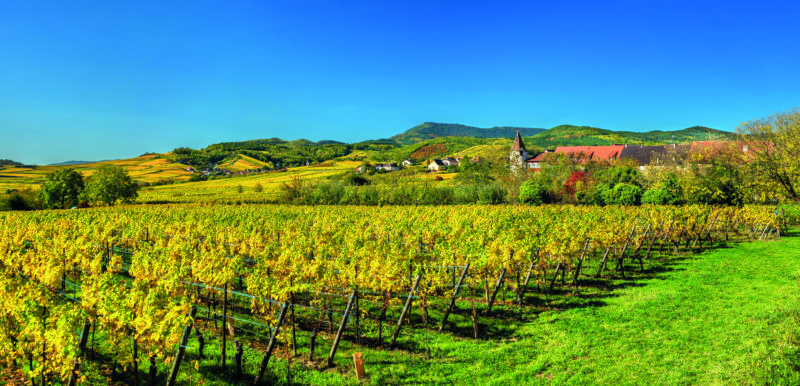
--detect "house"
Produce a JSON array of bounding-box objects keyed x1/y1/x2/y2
[
  {"x1": 442, "y1": 157, "x2": 459, "y2": 167},
  {"x1": 401, "y1": 159, "x2": 414, "y2": 167},
  {"x1": 526, "y1": 150, "x2": 550, "y2": 170},
  {"x1": 427, "y1": 159, "x2": 445, "y2": 172},
  {"x1": 354, "y1": 165, "x2": 365, "y2": 173},
  {"x1": 526, "y1": 145, "x2": 625, "y2": 171},
  {"x1": 617, "y1": 144, "x2": 673, "y2": 169},
  {"x1": 375, "y1": 162, "x2": 400, "y2": 172}
]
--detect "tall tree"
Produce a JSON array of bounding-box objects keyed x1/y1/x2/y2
[
  {"x1": 82, "y1": 165, "x2": 139, "y2": 206},
  {"x1": 736, "y1": 108, "x2": 800, "y2": 204},
  {"x1": 39, "y1": 168, "x2": 85, "y2": 209}
]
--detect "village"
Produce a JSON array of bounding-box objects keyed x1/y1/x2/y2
[{"x1": 351, "y1": 131, "x2": 750, "y2": 176}]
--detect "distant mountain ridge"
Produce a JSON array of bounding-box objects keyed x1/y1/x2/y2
[
  {"x1": 390, "y1": 122, "x2": 546, "y2": 145},
  {"x1": 47, "y1": 160, "x2": 110, "y2": 166}
]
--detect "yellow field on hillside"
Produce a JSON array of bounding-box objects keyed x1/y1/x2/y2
[{"x1": 0, "y1": 154, "x2": 194, "y2": 193}]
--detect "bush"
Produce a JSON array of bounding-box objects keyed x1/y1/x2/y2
[
  {"x1": 344, "y1": 173, "x2": 370, "y2": 186},
  {"x1": 611, "y1": 183, "x2": 643, "y2": 206},
  {"x1": 237, "y1": 185, "x2": 244, "y2": 193},
  {"x1": 641, "y1": 189, "x2": 671, "y2": 205},
  {"x1": 519, "y1": 180, "x2": 548, "y2": 206},
  {"x1": 455, "y1": 185, "x2": 479, "y2": 204},
  {"x1": 311, "y1": 182, "x2": 344, "y2": 205},
  {"x1": 2, "y1": 194, "x2": 32, "y2": 211},
  {"x1": 253, "y1": 183, "x2": 263, "y2": 193},
  {"x1": 477, "y1": 183, "x2": 507, "y2": 204}
]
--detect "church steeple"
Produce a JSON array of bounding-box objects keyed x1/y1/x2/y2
[
  {"x1": 509, "y1": 131, "x2": 529, "y2": 171},
  {"x1": 511, "y1": 130, "x2": 527, "y2": 152}
]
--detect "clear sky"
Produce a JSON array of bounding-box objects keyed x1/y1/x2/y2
[{"x1": 1, "y1": 1, "x2": 798, "y2": 164}]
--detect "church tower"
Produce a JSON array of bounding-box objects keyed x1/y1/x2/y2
[{"x1": 509, "y1": 131, "x2": 528, "y2": 171}]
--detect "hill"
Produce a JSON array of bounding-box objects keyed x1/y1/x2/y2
[
  {"x1": 527, "y1": 124, "x2": 732, "y2": 148},
  {"x1": 47, "y1": 160, "x2": 110, "y2": 166},
  {"x1": 390, "y1": 122, "x2": 545, "y2": 145},
  {"x1": 366, "y1": 136, "x2": 498, "y2": 162},
  {"x1": 0, "y1": 159, "x2": 24, "y2": 167}
]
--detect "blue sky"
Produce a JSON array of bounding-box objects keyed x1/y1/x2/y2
[{"x1": 1, "y1": 1, "x2": 798, "y2": 164}]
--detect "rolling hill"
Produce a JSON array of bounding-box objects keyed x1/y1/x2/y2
[
  {"x1": 527, "y1": 124, "x2": 732, "y2": 148},
  {"x1": 390, "y1": 122, "x2": 545, "y2": 145}
]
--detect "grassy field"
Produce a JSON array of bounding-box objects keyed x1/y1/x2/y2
[{"x1": 10, "y1": 229, "x2": 794, "y2": 385}]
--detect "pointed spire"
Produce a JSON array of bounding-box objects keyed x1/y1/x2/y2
[{"x1": 511, "y1": 131, "x2": 527, "y2": 152}]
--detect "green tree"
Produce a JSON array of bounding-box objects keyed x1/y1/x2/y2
[
  {"x1": 735, "y1": 107, "x2": 800, "y2": 204},
  {"x1": 455, "y1": 158, "x2": 496, "y2": 185},
  {"x1": 39, "y1": 168, "x2": 85, "y2": 209},
  {"x1": 82, "y1": 165, "x2": 139, "y2": 206},
  {"x1": 609, "y1": 183, "x2": 643, "y2": 206},
  {"x1": 519, "y1": 180, "x2": 549, "y2": 205}
]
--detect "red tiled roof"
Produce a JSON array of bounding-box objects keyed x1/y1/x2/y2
[{"x1": 553, "y1": 145, "x2": 624, "y2": 161}]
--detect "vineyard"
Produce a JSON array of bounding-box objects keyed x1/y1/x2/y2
[{"x1": 0, "y1": 204, "x2": 788, "y2": 385}]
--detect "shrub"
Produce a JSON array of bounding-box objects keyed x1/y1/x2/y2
[
  {"x1": 519, "y1": 180, "x2": 548, "y2": 206},
  {"x1": 434, "y1": 176, "x2": 444, "y2": 181},
  {"x1": 641, "y1": 189, "x2": 671, "y2": 205},
  {"x1": 344, "y1": 173, "x2": 370, "y2": 186},
  {"x1": 311, "y1": 182, "x2": 344, "y2": 205},
  {"x1": 477, "y1": 183, "x2": 507, "y2": 204},
  {"x1": 611, "y1": 183, "x2": 643, "y2": 206},
  {"x1": 2, "y1": 194, "x2": 32, "y2": 211},
  {"x1": 253, "y1": 183, "x2": 263, "y2": 193},
  {"x1": 455, "y1": 185, "x2": 479, "y2": 204},
  {"x1": 237, "y1": 185, "x2": 244, "y2": 194}
]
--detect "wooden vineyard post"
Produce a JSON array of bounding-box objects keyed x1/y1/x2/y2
[
  {"x1": 645, "y1": 221, "x2": 663, "y2": 260},
  {"x1": 438, "y1": 263, "x2": 470, "y2": 332},
  {"x1": 616, "y1": 227, "x2": 636, "y2": 279},
  {"x1": 705, "y1": 212, "x2": 720, "y2": 246},
  {"x1": 629, "y1": 224, "x2": 649, "y2": 273},
  {"x1": 291, "y1": 282, "x2": 297, "y2": 357},
  {"x1": 660, "y1": 219, "x2": 675, "y2": 253},
  {"x1": 253, "y1": 302, "x2": 289, "y2": 385},
  {"x1": 517, "y1": 249, "x2": 538, "y2": 318},
  {"x1": 222, "y1": 284, "x2": 228, "y2": 371},
  {"x1": 595, "y1": 248, "x2": 610, "y2": 277},
  {"x1": 167, "y1": 306, "x2": 198, "y2": 386},
  {"x1": 390, "y1": 273, "x2": 422, "y2": 348},
  {"x1": 327, "y1": 289, "x2": 358, "y2": 367},
  {"x1": 67, "y1": 321, "x2": 92, "y2": 386},
  {"x1": 548, "y1": 258, "x2": 563, "y2": 296},
  {"x1": 485, "y1": 267, "x2": 507, "y2": 315},
  {"x1": 693, "y1": 212, "x2": 719, "y2": 249},
  {"x1": 571, "y1": 238, "x2": 591, "y2": 288}
]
